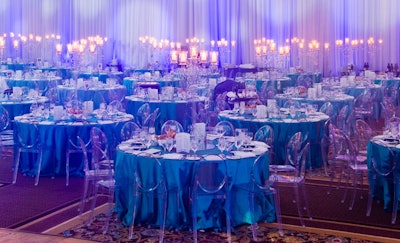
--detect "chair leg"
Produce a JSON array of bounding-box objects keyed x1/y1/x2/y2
[
  {"x1": 225, "y1": 191, "x2": 232, "y2": 243},
  {"x1": 129, "y1": 190, "x2": 139, "y2": 240},
  {"x1": 294, "y1": 185, "x2": 305, "y2": 227},
  {"x1": 249, "y1": 192, "x2": 258, "y2": 241},
  {"x1": 87, "y1": 182, "x2": 99, "y2": 226},
  {"x1": 301, "y1": 183, "x2": 312, "y2": 220},
  {"x1": 79, "y1": 177, "x2": 90, "y2": 217},
  {"x1": 392, "y1": 182, "x2": 398, "y2": 224},
  {"x1": 12, "y1": 149, "x2": 21, "y2": 184},
  {"x1": 34, "y1": 151, "x2": 43, "y2": 186},
  {"x1": 272, "y1": 188, "x2": 284, "y2": 236},
  {"x1": 66, "y1": 152, "x2": 70, "y2": 186},
  {"x1": 102, "y1": 186, "x2": 114, "y2": 234}
]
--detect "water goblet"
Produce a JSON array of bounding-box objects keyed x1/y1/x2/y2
[
  {"x1": 165, "y1": 137, "x2": 174, "y2": 152},
  {"x1": 190, "y1": 136, "x2": 200, "y2": 158},
  {"x1": 217, "y1": 136, "x2": 227, "y2": 154}
]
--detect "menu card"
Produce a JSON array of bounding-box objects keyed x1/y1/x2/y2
[{"x1": 175, "y1": 132, "x2": 190, "y2": 153}]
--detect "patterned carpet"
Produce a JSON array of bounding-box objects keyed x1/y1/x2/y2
[{"x1": 61, "y1": 213, "x2": 380, "y2": 243}]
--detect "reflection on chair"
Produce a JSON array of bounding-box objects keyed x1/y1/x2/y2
[
  {"x1": 269, "y1": 142, "x2": 312, "y2": 227},
  {"x1": 160, "y1": 120, "x2": 184, "y2": 135},
  {"x1": 65, "y1": 133, "x2": 91, "y2": 186},
  {"x1": 366, "y1": 148, "x2": 398, "y2": 224},
  {"x1": 234, "y1": 152, "x2": 283, "y2": 241},
  {"x1": 319, "y1": 102, "x2": 337, "y2": 118},
  {"x1": 136, "y1": 103, "x2": 151, "y2": 128},
  {"x1": 120, "y1": 121, "x2": 141, "y2": 142},
  {"x1": 191, "y1": 155, "x2": 231, "y2": 243},
  {"x1": 129, "y1": 153, "x2": 168, "y2": 243},
  {"x1": 79, "y1": 128, "x2": 113, "y2": 217},
  {"x1": 215, "y1": 120, "x2": 235, "y2": 137},
  {"x1": 0, "y1": 105, "x2": 14, "y2": 158},
  {"x1": 254, "y1": 125, "x2": 275, "y2": 162},
  {"x1": 13, "y1": 123, "x2": 43, "y2": 186},
  {"x1": 354, "y1": 119, "x2": 373, "y2": 156}
]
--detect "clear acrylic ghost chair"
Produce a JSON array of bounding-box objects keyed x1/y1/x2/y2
[
  {"x1": 354, "y1": 119, "x2": 374, "y2": 156},
  {"x1": 381, "y1": 101, "x2": 397, "y2": 131},
  {"x1": 128, "y1": 153, "x2": 168, "y2": 243},
  {"x1": 13, "y1": 123, "x2": 44, "y2": 186},
  {"x1": 254, "y1": 125, "x2": 275, "y2": 163},
  {"x1": 191, "y1": 155, "x2": 231, "y2": 243},
  {"x1": 234, "y1": 152, "x2": 283, "y2": 241},
  {"x1": 160, "y1": 120, "x2": 184, "y2": 136},
  {"x1": 77, "y1": 135, "x2": 114, "y2": 234},
  {"x1": 319, "y1": 102, "x2": 337, "y2": 119},
  {"x1": 0, "y1": 105, "x2": 14, "y2": 157},
  {"x1": 269, "y1": 142, "x2": 312, "y2": 227},
  {"x1": 215, "y1": 120, "x2": 235, "y2": 137},
  {"x1": 340, "y1": 132, "x2": 368, "y2": 210},
  {"x1": 65, "y1": 133, "x2": 92, "y2": 186},
  {"x1": 336, "y1": 105, "x2": 350, "y2": 136},
  {"x1": 108, "y1": 99, "x2": 125, "y2": 113},
  {"x1": 269, "y1": 131, "x2": 303, "y2": 174},
  {"x1": 79, "y1": 128, "x2": 114, "y2": 219},
  {"x1": 366, "y1": 148, "x2": 398, "y2": 224},
  {"x1": 136, "y1": 103, "x2": 151, "y2": 128},
  {"x1": 259, "y1": 83, "x2": 277, "y2": 105},
  {"x1": 119, "y1": 121, "x2": 141, "y2": 142}
]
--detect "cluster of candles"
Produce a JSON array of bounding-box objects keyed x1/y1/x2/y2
[
  {"x1": 169, "y1": 37, "x2": 228, "y2": 66},
  {"x1": 66, "y1": 35, "x2": 108, "y2": 55}
]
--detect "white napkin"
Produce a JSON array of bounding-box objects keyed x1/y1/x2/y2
[
  {"x1": 163, "y1": 153, "x2": 184, "y2": 160},
  {"x1": 233, "y1": 151, "x2": 256, "y2": 158},
  {"x1": 203, "y1": 155, "x2": 223, "y2": 161}
]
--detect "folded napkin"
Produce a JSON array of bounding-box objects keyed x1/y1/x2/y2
[
  {"x1": 143, "y1": 148, "x2": 161, "y2": 154},
  {"x1": 232, "y1": 151, "x2": 256, "y2": 158},
  {"x1": 203, "y1": 154, "x2": 224, "y2": 161},
  {"x1": 163, "y1": 153, "x2": 184, "y2": 160}
]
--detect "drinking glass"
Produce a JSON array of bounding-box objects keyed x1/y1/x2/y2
[
  {"x1": 165, "y1": 137, "x2": 174, "y2": 152},
  {"x1": 190, "y1": 136, "x2": 200, "y2": 158},
  {"x1": 217, "y1": 136, "x2": 227, "y2": 153},
  {"x1": 235, "y1": 129, "x2": 245, "y2": 150}
]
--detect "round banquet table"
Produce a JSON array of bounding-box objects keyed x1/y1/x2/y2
[
  {"x1": 13, "y1": 112, "x2": 133, "y2": 178},
  {"x1": 78, "y1": 71, "x2": 124, "y2": 83},
  {"x1": 218, "y1": 110, "x2": 329, "y2": 169},
  {"x1": 123, "y1": 77, "x2": 181, "y2": 96},
  {"x1": 6, "y1": 77, "x2": 62, "y2": 94},
  {"x1": 0, "y1": 96, "x2": 48, "y2": 128},
  {"x1": 125, "y1": 95, "x2": 205, "y2": 132},
  {"x1": 367, "y1": 135, "x2": 400, "y2": 212},
  {"x1": 114, "y1": 139, "x2": 275, "y2": 230},
  {"x1": 39, "y1": 67, "x2": 73, "y2": 79},
  {"x1": 255, "y1": 77, "x2": 293, "y2": 93},
  {"x1": 56, "y1": 84, "x2": 127, "y2": 109},
  {"x1": 274, "y1": 93, "x2": 355, "y2": 115}
]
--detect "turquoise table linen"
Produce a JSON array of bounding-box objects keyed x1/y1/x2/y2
[
  {"x1": 123, "y1": 77, "x2": 180, "y2": 96},
  {"x1": 78, "y1": 71, "x2": 124, "y2": 83},
  {"x1": 218, "y1": 110, "x2": 329, "y2": 169},
  {"x1": 367, "y1": 137, "x2": 400, "y2": 212},
  {"x1": 6, "y1": 77, "x2": 62, "y2": 94},
  {"x1": 275, "y1": 93, "x2": 354, "y2": 115},
  {"x1": 0, "y1": 96, "x2": 48, "y2": 128},
  {"x1": 125, "y1": 96, "x2": 205, "y2": 132},
  {"x1": 114, "y1": 141, "x2": 275, "y2": 230},
  {"x1": 13, "y1": 112, "x2": 133, "y2": 178},
  {"x1": 56, "y1": 84, "x2": 127, "y2": 109}
]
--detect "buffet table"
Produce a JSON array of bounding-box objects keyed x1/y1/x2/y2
[{"x1": 114, "y1": 139, "x2": 275, "y2": 230}]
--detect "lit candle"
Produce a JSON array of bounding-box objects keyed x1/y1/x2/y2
[
  {"x1": 36, "y1": 36, "x2": 42, "y2": 42},
  {"x1": 378, "y1": 39, "x2": 383, "y2": 44},
  {"x1": 179, "y1": 51, "x2": 188, "y2": 65},
  {"x1": 200, "y1": 50, "x2": 208, "y2": 63},
  {"x1": 210, "y1": 51, "x2": 218, "y2": 64},
  {"x1": 56, "y1": 43, "x2": 62, "y2": 54},
  {"x1": 170, "y1": 42, "x2": 175, "y2": 49},
  {"x1": 231, "y1": 40, "x2": 236, "y2": 47},
  {"x1": 190, "y1": 46, "x2": 197, "y2": 58},
  {"x1": 261, "y1": 45, "x2": 267, "y2": 55},
  {"x1": 359, "y1": 39, "x2": 364, "y2": 44},
  {"x1": 255, "y1": 46, "x2": 262, "y2": 56},
  {"x1": 299, "y1": 42, "x2": 304, "y2": 49},
  {"x1": 270, "y1": 43, "x2": 276, "y2": 52},
  {"x1": 13, "y1": 40, "x2": 19, "y2": 49},
  {"x1": 176, "y1": 42, "x2": 181, "y2": 50},
  {"x1": 89, "y1": 44, "x2": 96, "y2": 53},
  {"x1": 324, "y1": 43, "x2": 329, "y2": 49},
  {"x1": 78, "y1": 44, "x2": 85, "y2": 54},
  {"x1": 210, "y1": 40, "x2": 215, "y2": 48},
  {"x1": 170, "y1": 50, "x2": 178, "y2": 63},
  {"x1": 284, "y1": 45, "x2": 290, "y2": 54},
  {"x1": 345, "y1": 38, "x2": 350, "y2": 45},
  {"x1": 278, "y1": 47, "x2": 284, "y2": 55},
  {"x1": 67, "y1": 44, "x2": 73, "y2": 53},
  {"x1": 29, "y1": 34, "x2": 34, "y2": 40}
]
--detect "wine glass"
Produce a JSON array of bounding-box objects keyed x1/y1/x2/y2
[
  {"x1": 165, "y1": 137, "x2": 174, "y2": 152},
  {"x1": 289, "y1": 105, "x2": 296, "y2": 119},
  {"x1": 190, "y1": 136, "x2": 200, "y2": 158},
  {"x1": 217, "y1": 137, "x2": 227, "y2": 154},
  {"x1": 234, "y1": 129, "x2": 245, "y2": 150}
]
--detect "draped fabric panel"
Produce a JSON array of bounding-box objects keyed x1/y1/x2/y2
[{"x1": 0, "y1": 0, "x2": 399, "y2": 75}]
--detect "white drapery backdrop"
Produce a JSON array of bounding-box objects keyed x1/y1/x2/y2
[{"x1": 0, "y1": 0, "x2": 399, "y2": 75}]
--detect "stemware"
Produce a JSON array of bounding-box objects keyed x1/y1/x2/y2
[
  {"x1": 217, "y1": 136, "x2": 227, "y2": 154},
  {"x1": 165, "y1": 137, "x2": 174, "y2": 152},
  {"x1": 190, "y1": 136, "x2": 200, "y2": 158},
  {"x1": 234, "y1": 128, "x2": 246, "y2": 150}
]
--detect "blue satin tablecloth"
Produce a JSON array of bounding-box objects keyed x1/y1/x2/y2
[
  {"x1": 6, "y1": 77, "x2": 62, "y2": 94},
  {"x1": 114, "y1": 140, "x2": 275, "y2": 230},
  {"x1": 274, "y1": 93, "x2": 354, "y2": 115},
  {"x1": 0, "y1": 96, "x2": 48, "y2": 128},
  {"x1": 56, "y1": 84, "x2": 127, "y2": 109},
  {"x1": 78, "y1": 71, "x2": 124, "y2": 83},
  {"x1": 218, "y1": 110, "x2": 329, "y2": 169},
  {"x1": 123, "y1": 77, "x2": 180, "y2": 96},
  {"x1": 13, "y1": 112, "x2": 133, "y2": 178},
  {"x1": 125, "y1": 95, "x2": 205, "y2": 132},
  {"x1": 255, "y1": 77, "x2": 293, "y2": 93},
  {"x1": 367, "y1": 136, "x2": 400, "y2": 212}
]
